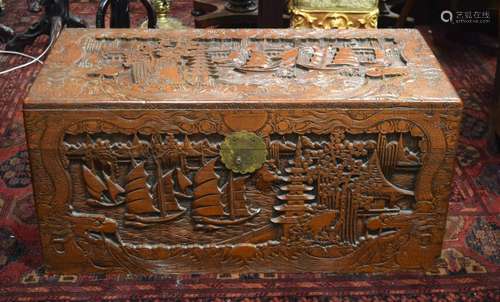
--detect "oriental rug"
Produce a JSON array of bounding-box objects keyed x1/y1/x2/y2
[{"x1": 0, "y1": 1, "x2": 499, "y2": 301}]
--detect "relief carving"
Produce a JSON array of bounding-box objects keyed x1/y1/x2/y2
[
  {"x1": 31, "y1": 32, "x2": 432, "y2": 101},
  {"x1": 38, "y1": 110, "x2": 446, "y2": 274},
  {"x1": 23, "y1": 30, "x2": 460, "y2": 274}
]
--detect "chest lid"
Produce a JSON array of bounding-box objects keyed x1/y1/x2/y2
[{"x1": 25, "y1": 28, "x2": 460, "y2": 109}]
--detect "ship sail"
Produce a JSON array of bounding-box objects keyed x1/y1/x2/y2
[
  {"x1": 236, "y1": 49, "x2": 279, "y2": 72},
  {"x1": 296, "y1": 46, "x2": 338, "y2": 70},
  {"x1": 161, "y1": 170, "x2": 184, "y2": 212},
  {"x1": 82, "y1": 164, "x2": 124, "y2": 205},
  {"x1": 103, "y1": 172, "x2": 125, "y2": 202},
  {"x1": 212, "y1": 50, "x2": 242, "y2": 66},
  {"x1": 194, "y1": 179, "x2": 221, "y2": 198},
  {"x1": 176, "y1": 168, "x2": 192, "y2": 194},
  {"x1": 297, "y1": 46, "x2": 361, "y2": 70},
  {"x1": 192, "y1": 158, "x2": 225, "y2": 217},
  {"x1": 332, "y1": 48, "x2": 359, "y2": 66},
  {"x1": 226, "y1": 174, "x2": 252, "y2": 218},
  {"x1": 82, "y1": 165, "x2": 106, "y2": 201},
  {"x1": 245, "y1": 50, "x2": 269, "y2": 68},
  {"x1": 125, "y1": 162, "x2": 160, "y2": 215},
  {"x1": 314, "y1": 47, "x2": 334, "y2": 69}
]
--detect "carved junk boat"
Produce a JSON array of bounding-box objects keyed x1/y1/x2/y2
[
  {"x1": 295, "y1": 46, "x2": 388, "y2": 69},
  {"x1": 223, "y1": 48, "x2": 279, "y2": 72},
  {"x1": 191, "y1": 158, "x2": 261, "y2": 228},
  {"x1": 296, "y1": 46, "x2": 408, "y2": 78},
  {"x1": 296, "y1": 47, "x2": 357, "y2": 70},
  {"x1": 82, "y1": 165, "x2": 126, "y2": 207},
  {"x1": 123, "y1": 162, "x2": 188, "y2": 228}
]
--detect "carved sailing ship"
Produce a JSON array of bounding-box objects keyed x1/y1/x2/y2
[
  {"x1": 234, "y1": 48, "x2": 279, "y2": 72},
  {"x1": 123, "y1": 161, "x2": 187, "y2": 228},
  {"x1": 214, "y1": 45, "x2": 389, "y2": 75},
  {"x1": 82, "y1": 165, "x2": 125, "y2": 207},
  {"x1": 297, "y1": 47, "x2": 387, "y2": 70},
  {"x1": 214, "y1": 47, "x2": 298, "y2": 74},
  {"x1": 296, "y1": 46, "x2": 408, "y2": 78},
  {"x1": 296, "y1": 46, "x2": 357, "y2": 70},
  {"x1": 191, "y1": 158, "x2": 260, "y2": 228}
]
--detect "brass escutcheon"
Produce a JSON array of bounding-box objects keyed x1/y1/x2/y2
[{"x1": 220, "y1": 131, "x2": 267, "y2": 174}]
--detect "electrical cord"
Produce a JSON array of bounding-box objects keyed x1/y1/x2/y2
[
  {"x1": 0, "y1": 50, "x2": 44, "y2": 64},
  {"x1": 0, "y1": 35, "x2": 55, "y2": 75}
]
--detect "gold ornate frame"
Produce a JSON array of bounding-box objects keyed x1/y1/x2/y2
[{"x1": 289, "y1": 0, "x2": 379, "y2": 29}]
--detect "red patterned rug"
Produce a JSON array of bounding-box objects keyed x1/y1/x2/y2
[{"x1": 0, "y1": 1, "x2": 499, "y2": 301}]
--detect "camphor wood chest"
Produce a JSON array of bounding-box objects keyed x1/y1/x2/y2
[{"x1": 24, "y1": 28, "x2": 462, "y2": 274}]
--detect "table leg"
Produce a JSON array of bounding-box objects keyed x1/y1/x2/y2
[
  {"x1": 5, "y1": 0, "x2": 86, "y2": 51},
  {"x1": 395, "y1": 0, "x2": 417, "y2": 27},
  {"x1": 110, "y1": 0, "x2": 131, "y2": 28}
]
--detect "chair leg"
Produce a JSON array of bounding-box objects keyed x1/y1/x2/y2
[
  {"x1": 5, "y1": 19, "x2": 50, "y2": 51},
  {"x1": 395, "y1": 0, "x2": 416, "y2": 27},
  {"x1": 110, "y1": 0, "x2": 131, "y2": 28},
  {"x1": 139, "y1": 0, "x2": 157, "y2": 28},
  {"x1": 67, "y1": 13, "x2": 87, "y2": 28},
  {"x1": 96, "y1": 0, "x2": 111, "y2": 28},
  {"x1": 5, "y1": 0, "x2": 86, "y2": 51}
]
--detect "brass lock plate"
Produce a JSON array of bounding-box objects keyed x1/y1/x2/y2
[{"x1": 220, "y1": 131, "x2": 267, "y2": 174}]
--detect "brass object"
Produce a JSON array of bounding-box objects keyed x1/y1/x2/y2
[
  {"x1": 289, "y1": 0, "x2": 379, "y2": 29},
  {"x1": 290, "y1": 8, "x2": 379, "y2": 29},
  {"x1": 220, "y1": 131, "x2": 267, "y2": 174},
  {"x1": 142, "y1": 0, "x2": 185, "y2": 29}
]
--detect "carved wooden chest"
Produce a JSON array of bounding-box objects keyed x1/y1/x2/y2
[{"x1": 24, "y1": 29, "x2": 462, "y2": 274}]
